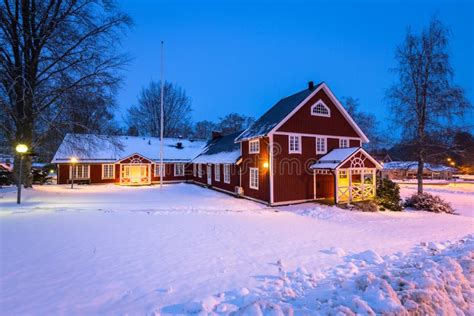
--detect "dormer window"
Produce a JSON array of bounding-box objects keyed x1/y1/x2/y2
[{"x1": 311, "y1": 100, "x2": 330, "y2": 117}]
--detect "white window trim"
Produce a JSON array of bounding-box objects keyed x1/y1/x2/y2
[
  {"x1": 310, "y1": 100, "x2": 331, "y2": 117},
  {"x1": 249, "y1": 167, "x2": 259, "y2": 190},
  {"x1": 249, "y1": 139, "x2": 260, "y2": 154},
  {"x1": 154, "y1": 163, "x2": 163, "y2": 177},
  {"x1": 288, "y1": 135, "x2": 302, "y2": 154},
  {"x1": 193, "y1": 163, "x2": 197, "y2": 177},
  {"x1": 198, "y1": 164, "x2": 203, "y2": 178},
  {"x1": 174, "y1": 163, "x2": 185, "y2": 176},
  {"x1": 316, "y1": 137, "x2": 327, "y2": 154},
  {"x1": 214, "y1": 164, "x2": 220, "y2": 182},
  {"x1": 223, "y1": 164, "x2": 231, "y2": 184},
  {"x1": 102, "y1": 164, "x2": 115, "y2": 179},
  {"x1": 70, "y1": 164, "x2": 90, "y2": 179},
  {"x1": 339, "y1": 138, "x2": 350, "y2": 148}
]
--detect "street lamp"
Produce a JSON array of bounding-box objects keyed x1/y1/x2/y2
[
  {"x1": 70, "y1": 157, "x2": 78, "y2": 189},
  {"x1": 15, "y1": 144, "x2": 28, "y2": 204}
]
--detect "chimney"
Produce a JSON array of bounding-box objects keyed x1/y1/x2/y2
[
  {"x1": 211, "y1": 131, "x2": 222, "y2": 140},
  {"x1": 308, "y1": 81, "x2": 314, "y2": 90}
]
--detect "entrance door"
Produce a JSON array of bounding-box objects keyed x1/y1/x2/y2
[
  {"x1": 130, "y1": 165, "x2": 142, "y2": 184},
  {"x1": 207, "y1": 165, "x2": 212, "y2": 185}
]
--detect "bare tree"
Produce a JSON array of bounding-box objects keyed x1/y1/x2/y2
[
  {"x1": 126, "y1": 80, "x2": 193, "y2": 138},
  {"x1": 342, "y1": 97, "x2": 384, "y2": 151},
  {"x1": 0, "y1": 0, "x2": 130, "y2": 186},
  {"x1": 193, "y1": 120, "x2": 216, "y2": 140},
  {"x1": 387, "y1": 17, "x2": 471, "y2": 194},
  {"x1": 217, "y1": 113, "x2": 254, "y2": 135}
]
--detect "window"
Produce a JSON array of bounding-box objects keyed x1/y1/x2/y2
[
  {"x1": 223, "y1": 164, "x2": 231, "y2": 184},
  {"x1": 249, "y1": 167, "x2": 259, "y2": 189},
  {"x1": 316, "y1": 137, "x2": 327, "y2": 154},
  {"x1": 193, "y1": 164, "x2": 197, "y2": 177},
  {"x1": 311, "y1": 100, "x2": 331, "y2": 117},
  {"x1": 249, "y1": 139, "x2": 260, "y2": 154},
  {"x1": 289, "y1": 135, "x2": 301, "y2": 153},
  {"x1": 154, "y1": 163, "x2": 163, "y2": 177},
  {"x1": 174, "y1": 163, "x2": 185, "y2": 176},
  {"x1": 339, "y1": 138, "x2": 350, "y2": 148},
  {"x1": 71, "y1": 164, "x2": 89, "y2": 179},
  {"x1": 198, "y1": 164, "x2": 203, "y2": 178},
  {"x1": 214, "y1": 164, "x2": 220, "y2": 181},
  {"x1": 102, "y1": 164, "x2": 114, "y2": 179}
]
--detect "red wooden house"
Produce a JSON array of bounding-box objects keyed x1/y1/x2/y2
[
  {"x1": 52, "y1": 81, "x2": 381, "y2": 205},
  {"x1": 52, "y1": 134, "x2": 206, "y2": 186}
]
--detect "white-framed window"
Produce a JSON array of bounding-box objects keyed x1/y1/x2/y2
[
  {"x1": 249, "y1": 167, "x2": 259, "y2": 190},
  {"x1": 289, "y1": 135, "x2": 302, "y2": 154},
  {"x1": 198, "y1": 164, "x2": 203, "y2": 178},
  {"x1": 102, "y1": 164, "x2": 115, "y2": 179},
  {"x1": 193, "y1": 164, "x2": 197, "y2": 177},
  {"x1": 316, "y1": 137, "x2": 327, "y2": 154},
  {"x1": 249, "y1": 139, "x2": 260, "y2": 154},
  {"x1": 174, "y1": 163, "x2": 185, "y2": 176},
  {"x1": 339, "y1": 170, "x2": 348, "y2": 179},
  {"x1": 339, "y1": 138, "x2": 350, "y2": 148},
  {"x1": 311, "y1": 100, "x2": 331, "y2": 117},
  {"x1": 223, "y1": 164, "x2": 231, "y2": 184},
  {"x1": 154, "y1": 163, "x2": 163, "y2": 177},
  {"x1": 214, "y1": 164, "x2": 220, "y2": 182},
  {"x1": 70, "y1": 164, "x2": 89, "y2": 179}
]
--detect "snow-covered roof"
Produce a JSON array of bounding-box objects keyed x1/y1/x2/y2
[
  {"x1": 310, "y1": 147, "x2": 360, "y2": 169},
  {"x1": 383, "y1": 161, "x2": 456, "y2": 172},
  {"x1": 193, "y1": 131, "x2": 242, "y2": 164},
  {"x1": 235, "y1": 83, "x2": 323, "y2": 141},
  {"x1": 52, "y1": 134, "x2": 207, "y2": 163}
]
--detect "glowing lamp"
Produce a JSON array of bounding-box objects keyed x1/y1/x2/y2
[
  {"x1": 447, "y1": 158, "x2": 452, "y2": 162},
  {"x1": 263, "y1": 161, "x2": 269, "y2": 168},
  {"x1": 70, "y1": 157, "x2": 78, "y2": 164},
  {"x1": 49, "y1": 169, "x2": 54, "y2": 174},
  {"x1": 15, "y1": 144, "x2": 28, "y2": 154},
  {"x1": 450, "y1": 161, "x2": 455, "y2": 166}
]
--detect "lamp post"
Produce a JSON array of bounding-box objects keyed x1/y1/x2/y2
[
  {"x1": 70, "y1": 157, "x2": 78, "y2": 189},
  {"x1": 15, "y1": 144, "x2": 28, "y2": 204}
]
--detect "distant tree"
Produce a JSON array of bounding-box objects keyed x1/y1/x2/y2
[
  {"x1": 387, "y1": 17, "x2": 471, "y2": 194},
  {"x1": 342, "y1": 97, "x2": 383, "y2": 150},
  {"x1": 127, "y1": 126, "x2": 140, "y2": 136},
  {"x1": 193, "y1": 120, "x2": 217, "y2": 140},
  {"x1": 0, "y1": 0, "x2": 130, "y2": 186},
  {"x1": 217, "y1": 113, "x2": 254, "y2": 135},
  {"x1": 126, "y1": 81, "x2": 193, "y2": 138}
]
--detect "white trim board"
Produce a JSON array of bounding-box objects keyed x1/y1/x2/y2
[{"x1": 268, "y1": 83, "x2": 369, "y2": 143}]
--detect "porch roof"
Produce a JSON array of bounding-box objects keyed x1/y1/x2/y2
[{"x1": 310, "y1": 147, "x2": 382, "y2": 170}]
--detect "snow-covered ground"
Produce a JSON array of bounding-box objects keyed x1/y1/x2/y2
[{"x1": 0, "y1": 183, "x2": 472, "y2": 314}]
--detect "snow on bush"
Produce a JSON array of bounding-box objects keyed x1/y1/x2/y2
[
  {"x1": 405, "y1": 192, "x2": 455, "y2": 214},
  {"x1": 351, "y1": 201, "x2": 379, "y2": 212},
  {"x1": 198, "y1": 235, "x2": 473, "y2": 315}
]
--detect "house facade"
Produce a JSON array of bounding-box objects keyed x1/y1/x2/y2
[{"x1": 52, "y1": 82, "x2": 382, "y2": 205}]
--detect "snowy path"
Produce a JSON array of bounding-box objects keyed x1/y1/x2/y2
[{"x1": 0, "y1": 184, "x2": 472, "y2": 314}]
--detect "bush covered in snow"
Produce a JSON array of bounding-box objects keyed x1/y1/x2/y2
[
  {"x1": 404, "y1": 192, "x2": 454, "y2": 214},
  {"x1": 352, "y1": 201, "x2": 379, "y2": 212},
  {"x1": 376, "y1": 178, "x2": 403, "y2": 211}
]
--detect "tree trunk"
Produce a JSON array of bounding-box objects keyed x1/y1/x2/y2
[{"x1": 417, "y1": 155, "x2": 424, "y2": 194}]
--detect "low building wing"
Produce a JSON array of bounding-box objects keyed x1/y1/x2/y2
[
  {"x1": 193, "y1": 131, "x2": 242, "y2": 164},
  {"x1": 51, "y1": 134, "x2": 207, "y2": 163}
]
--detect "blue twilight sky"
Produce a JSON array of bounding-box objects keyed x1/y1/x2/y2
[{"x1": 116, "y1": 0, "x2": 473, "y2": 130}]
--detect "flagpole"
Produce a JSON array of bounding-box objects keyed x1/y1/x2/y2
[{"x1": 160, "y1": 41, "x2": 164, "y2": 189}]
